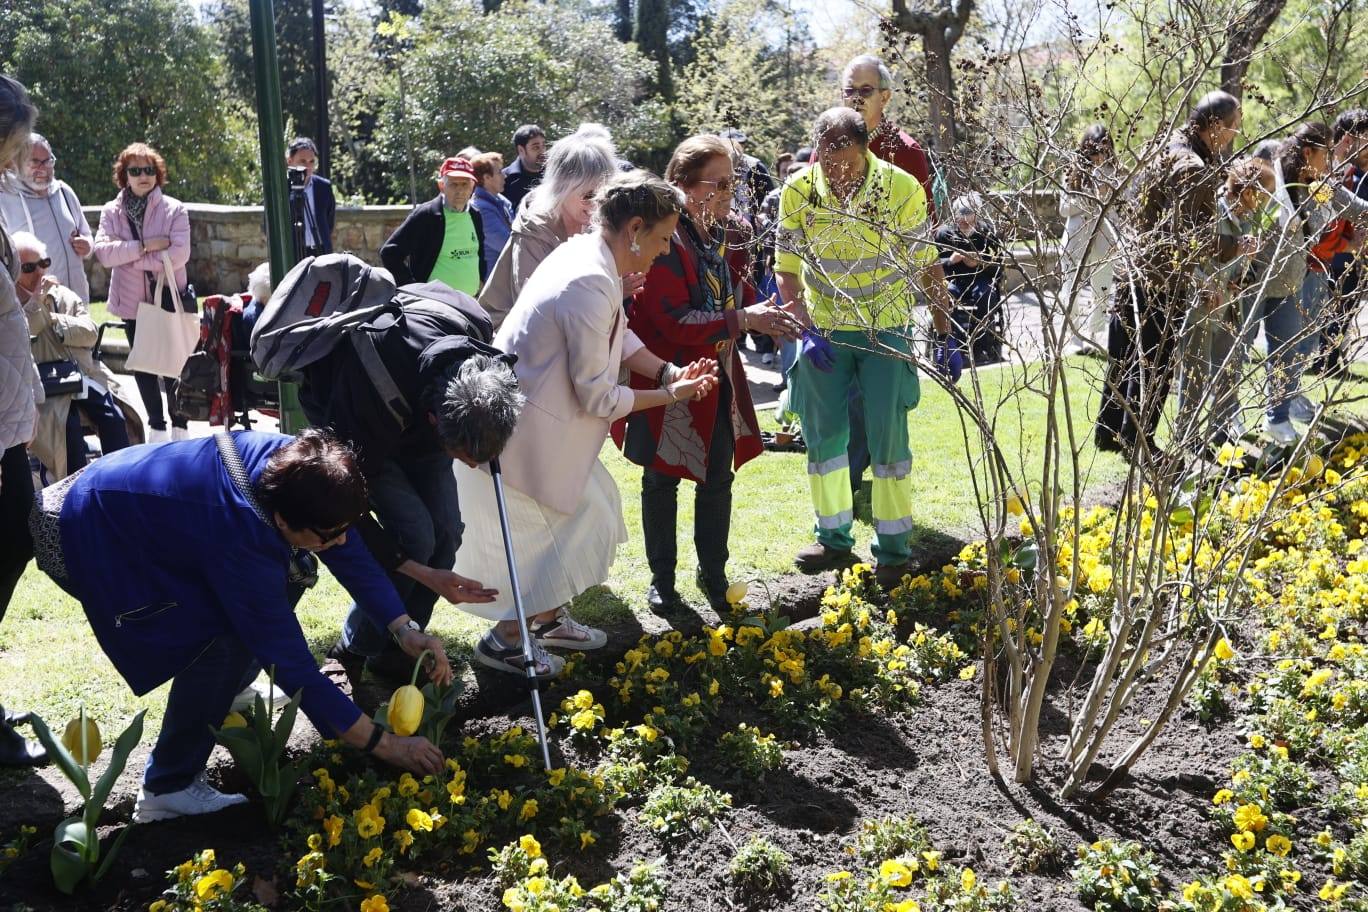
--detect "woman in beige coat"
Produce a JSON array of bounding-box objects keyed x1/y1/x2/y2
[
  {"x1": 478, "y1": 128, "x2": 624, "y2": 331},
  {"x1": 455, "y1": 171, "x2": 718, "y2": 678},
  {"x1": 15, "y1": 231, "x2": 141, "y2": 478}
]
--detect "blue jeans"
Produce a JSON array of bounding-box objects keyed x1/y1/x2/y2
[
  {"x1": 1298, "y1": 270, "x2": 1330, "y2": 363},
  {"x1": 1243, "y1": 295, "x2": 1301, "y2": 423},
  {"x1": 340, "y1": 452, "x2": 462, "y2": 657},
  {"x1": 144, "y1": 634, "x2": 260, "y2": 794},
  {"x1": 64, "y1": 390, "x2": 130, "y2": 475}
]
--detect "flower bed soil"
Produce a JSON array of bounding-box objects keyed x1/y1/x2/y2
[{"x1": 0, "y1": 557, "x2": 1250, "y2": 912}]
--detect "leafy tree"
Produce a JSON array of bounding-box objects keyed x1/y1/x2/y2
[
  {"x1": 635, "y1": 0, "x2": 674, "y2": 100},
  {"x1": 674, "y1": 0, "x2": 831, "y2": 164},
  {"x1": 0, "y1": 0, "x2": 256, "y2": 204},
  {"x1": 368, "y1": 0, "x2": 671, "y2": 201}
]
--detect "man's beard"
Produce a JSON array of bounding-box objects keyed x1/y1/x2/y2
[{"x1": 20, "y1": 172, "x2": 50, "y2": 194}]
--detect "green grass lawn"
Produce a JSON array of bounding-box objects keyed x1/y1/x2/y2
[{"x1": 4, "y1": 356, "x2": 1365, "y2": 744}]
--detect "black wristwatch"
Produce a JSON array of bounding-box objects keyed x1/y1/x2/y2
[{"x1": 362, "y1": 726, "x2": 385, "y2": 753}]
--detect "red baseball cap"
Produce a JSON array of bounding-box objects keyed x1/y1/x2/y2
[{"x1": 439, "y1": 157, "x2": 477, "y2": 183}]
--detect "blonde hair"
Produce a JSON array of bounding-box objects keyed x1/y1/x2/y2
[{"x1": 0, "y1": 75, "x2": 37, "y2": 173}]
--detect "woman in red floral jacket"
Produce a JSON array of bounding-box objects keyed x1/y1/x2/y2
[{"x1": 614, "y1": 134, "x2": 799, "y2": 612}]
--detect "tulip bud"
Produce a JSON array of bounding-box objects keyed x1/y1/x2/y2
[
  {"x1": 61, "y1": 711, "x2": 102, "y2": 766},
  {"x1": 221, "y1": 711, "x2": 249, "y2": 729},
  {"x1": 725, "y1": 582, "x2": 749, "y2": 605},
  {"x1": 388, "y1": 685, "x2": 424, "y2": 737}
]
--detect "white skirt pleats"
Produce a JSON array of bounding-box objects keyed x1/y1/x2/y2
[{"x1": 451, "y1": 458, "x2": 627, "y2": 622}]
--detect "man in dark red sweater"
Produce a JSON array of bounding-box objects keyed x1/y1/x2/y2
[
  {"x1": 837, "y1": 54, "x2": 940, "y2": 499},
  {"x1": 842, "y1": 54, "x2": 936, "y2": 220}
]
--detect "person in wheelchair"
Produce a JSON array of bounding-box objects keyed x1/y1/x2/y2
[
  {"x1": 934, "y1": 193, "x2": 1006, "y2": 364},
  {"x1": 16, "y1": 231, "x2": 140, "y2": 479}
]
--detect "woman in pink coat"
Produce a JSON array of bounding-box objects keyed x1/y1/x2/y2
[{"x1": 93, "y1": 143, "x2": 191, "y2": 441}]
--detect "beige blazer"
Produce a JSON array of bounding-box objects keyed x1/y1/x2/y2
[
  {"x1": 477, "y1": 192, "x2": 570, "y2": 333},
  {"x1": 495, "y1": 232, "x2": 642, "y2": 515}
]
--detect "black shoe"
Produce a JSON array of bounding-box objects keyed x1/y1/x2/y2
[
  {"x1": 365, "y1": 646, "x2": 423, "y2": 685},
  {"x1": 0, "y1": 721, "x2": 47, "y2": 768},
  {"x1": 647, "y1": 584, "x2": 685, "y2": 613},
  {"x1": 695, "y1": 570, "x2": 730, "y2": 612},
  {"x1": 325, "y1": 640, "x2": 366, "y2": 683}
]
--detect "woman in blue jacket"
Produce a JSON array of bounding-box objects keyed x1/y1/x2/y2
[{"x1": 30, "y1": 429, "x2": 451, "y2": 823}]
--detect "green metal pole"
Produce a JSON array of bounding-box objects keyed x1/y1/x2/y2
[{"x1": 249, "y1": 0, "x2": 308, "y2": 433}]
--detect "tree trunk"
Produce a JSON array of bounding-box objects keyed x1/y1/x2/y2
[
  {"x1": 616, "y1": 0, "x2": 633, "y2": 43},
  {"x1": 1220, "y1": 0, "x2": 1288, "y2": 98},
  {"x1": 923, "y1": 24, "x2": 955, "y2": 153}
]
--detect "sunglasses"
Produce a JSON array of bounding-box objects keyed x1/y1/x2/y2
[
  {"x1": 309, "y1": 523, "x2": 351, "y2": 544},
  {"x1": 20, "y1": 258, "x2": 51, "y2": 273},
  {"x1": 696, "y1": 177, "x2": 736, "y2": 192},
  {"x1": 842, "y1": 85, "x2": 881, "y2": 99},
  {"x1": 126, "y1": 166, "x2": 157, "y2": 178}
]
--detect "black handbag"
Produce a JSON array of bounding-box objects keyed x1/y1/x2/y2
[{"x1": 36, "y1": 358, "x2": 83, "y2": 397}]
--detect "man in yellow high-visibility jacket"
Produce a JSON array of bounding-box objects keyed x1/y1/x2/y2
[{"x1": 775, "y1": 107, "x2": 957, "y2": 589}]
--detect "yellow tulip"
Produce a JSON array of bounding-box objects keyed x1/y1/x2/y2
[
  {"x1": 387, "y1": 648, "x2": 431, "y2": 737},
  {"x1": 1005, "y1": 492, "x2": 1026, "y2": 516},
  {"x1": 221, "y1": 711, "x2": 248, "y2": 729},
  {"x1": 388, "y1": 685, "x2": 424, "y2": 736},
  {"x1": 725, "y1": 582, "x2": 749, "y2": 605},
  {"x1": 61, "y1": 711, "x2": 102, "y2": 766}
]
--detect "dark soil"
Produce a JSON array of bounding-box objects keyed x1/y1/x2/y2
[{"x1": 0, "y1": 536, "x2": 1247, "y2": 912}]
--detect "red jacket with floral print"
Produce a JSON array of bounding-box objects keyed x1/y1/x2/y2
[{"x1": 612, "y1": 223, "x2": 762, "y2": 483}]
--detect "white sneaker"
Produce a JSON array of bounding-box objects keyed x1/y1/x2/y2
[
  {"x1": 133, "y1": 775, "x2": 248, "y2": 823},
  {"x1": 1288, "y1": 395, "x2": 1318, "y2": 424},
  {"x1": 171, "y1": 426, "x2": 190, "y2": 441},
  {"x1": 474, "y1": 630, "x2": 564, "y2": 678},
  {"x1": 147, "y1": 427, "x2": 170, "y2": 444},
  {"x1": 530, "y1": 606, "x2": 608, "y2": 650},
  {"x1": 1264, "y1": 418, "x2": 1299, "y2": 446},
  {"x1": 230, "y1": 679, "x2": 289, "y2": 713}
]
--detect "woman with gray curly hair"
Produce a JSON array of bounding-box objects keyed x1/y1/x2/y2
[{"x1": 455, "y1": 170, "x2": 719, "y2": 677}]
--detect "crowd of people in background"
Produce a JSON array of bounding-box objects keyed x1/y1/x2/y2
[{"x1": 3, "y1": 46, "x2": 1368, "y2": 823}]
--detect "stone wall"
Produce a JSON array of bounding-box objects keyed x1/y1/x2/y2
[
  {"x1": 83, "y1": 203, "x2": 412, "y2": 299},
  {"x1": 80, "y1": 190, "x2": 1066, "y2": 300}
]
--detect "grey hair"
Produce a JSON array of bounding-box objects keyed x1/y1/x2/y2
[
  {"x1": 526, "y1": 132, "x2": 619, "y2": 221},
  {"x1": 428, "y1": 354, "x2": 525, "y2": 463},
  {"x1": 247, "y1": 261, "x2": 273, "y2": 304},
  {"x1": 28, "y1": 132, "x2": 48, "y2": 152},
  {"x1": 455, "y1": 145, "x2": 482, "y2": 160},
  {"x1": 951, "y1": 192, "x2": 984, "y2": 218},
  {"x1": 10, "y1": 230, "x2": 46, "y2": 258},
  {"x1": 843, "y1": 54, "x2": 893, "y2": 91},
  {"x1": 594, "y1": 169, "x2": 686, "y2": 233}
]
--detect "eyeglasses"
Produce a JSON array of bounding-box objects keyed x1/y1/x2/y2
[
  {"x1": 126, "y1": 166, "x2": 157, "y2": 178},
  {"x1": 696, "y1": 177, "x2": 736, "y2": 192},
  {"x1": 842, "y1": 85, "x2": 881, "y2": 99},
  {"x1": 30, "y1": 156, "x2": 55, "y2": 168},
  {"x1": 309, "y1": 523, "x2": 351, "y2": 544},
  {"x1": 20, "y1": 258, "x2": 51, "y2": 273}
]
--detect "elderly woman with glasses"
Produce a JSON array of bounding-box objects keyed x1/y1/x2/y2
[
  {"x1": 613, "y1": 134, "x2": 798, "y2": 613},
  {"x1": 30, "y1": 430, "x2": 453, "y2": 821},
  {"x1": 478, "y1": 125, "x2": 632, "y2": 331},
  {"x1": 93, "y1": 142, "x2": 192, "y2": 442}
]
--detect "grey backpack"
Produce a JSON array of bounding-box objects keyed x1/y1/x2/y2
[{"x1": 249, "y1": 253, "x2": 398, "y2": 379}]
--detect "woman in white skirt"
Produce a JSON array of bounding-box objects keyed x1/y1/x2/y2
[
  {"x1": 1059, "y1": 124, "x2": 1121, "y2": 353},
  {"x1": 455, "y1": 170, "x2": 718, "y2": 677}
]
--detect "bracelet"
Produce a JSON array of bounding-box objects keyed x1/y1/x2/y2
[
  {"x1": 362, "y1": 725, "x2": 385, "y2": 753},
  {"x1": 655, "y1": 363, "x2": 669, "y2": 389}
]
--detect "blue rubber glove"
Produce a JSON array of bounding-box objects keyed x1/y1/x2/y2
[
  {"x1": 934, "y1": 331, "x2": 965, "y2": 384},
  {"x1": 799, "y1": 328, "x2": 836, "y2": 372}
]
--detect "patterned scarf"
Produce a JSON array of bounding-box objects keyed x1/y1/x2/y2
[
  {"x1": 123, "y1": 187, "x2": 149, "y2": 238},
  {"x1": 681, "y1": 215, "x2": 735, "y2": 314}
]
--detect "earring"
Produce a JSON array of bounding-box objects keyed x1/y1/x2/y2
[{"x1": 630, "y1": 234, "x2": 641, "y2": 254}]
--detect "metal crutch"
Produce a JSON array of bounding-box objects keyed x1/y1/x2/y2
[{"x1": 487, "y1": 457, "x2": 553, "y2": 770}]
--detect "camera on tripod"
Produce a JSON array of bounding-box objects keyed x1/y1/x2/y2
[
  {"x1": 287, "y1": 165, "x2": 308, "y2": 190},
  {"x1": 286, "y1": 166, "x2": 320, "y2": 260}
]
